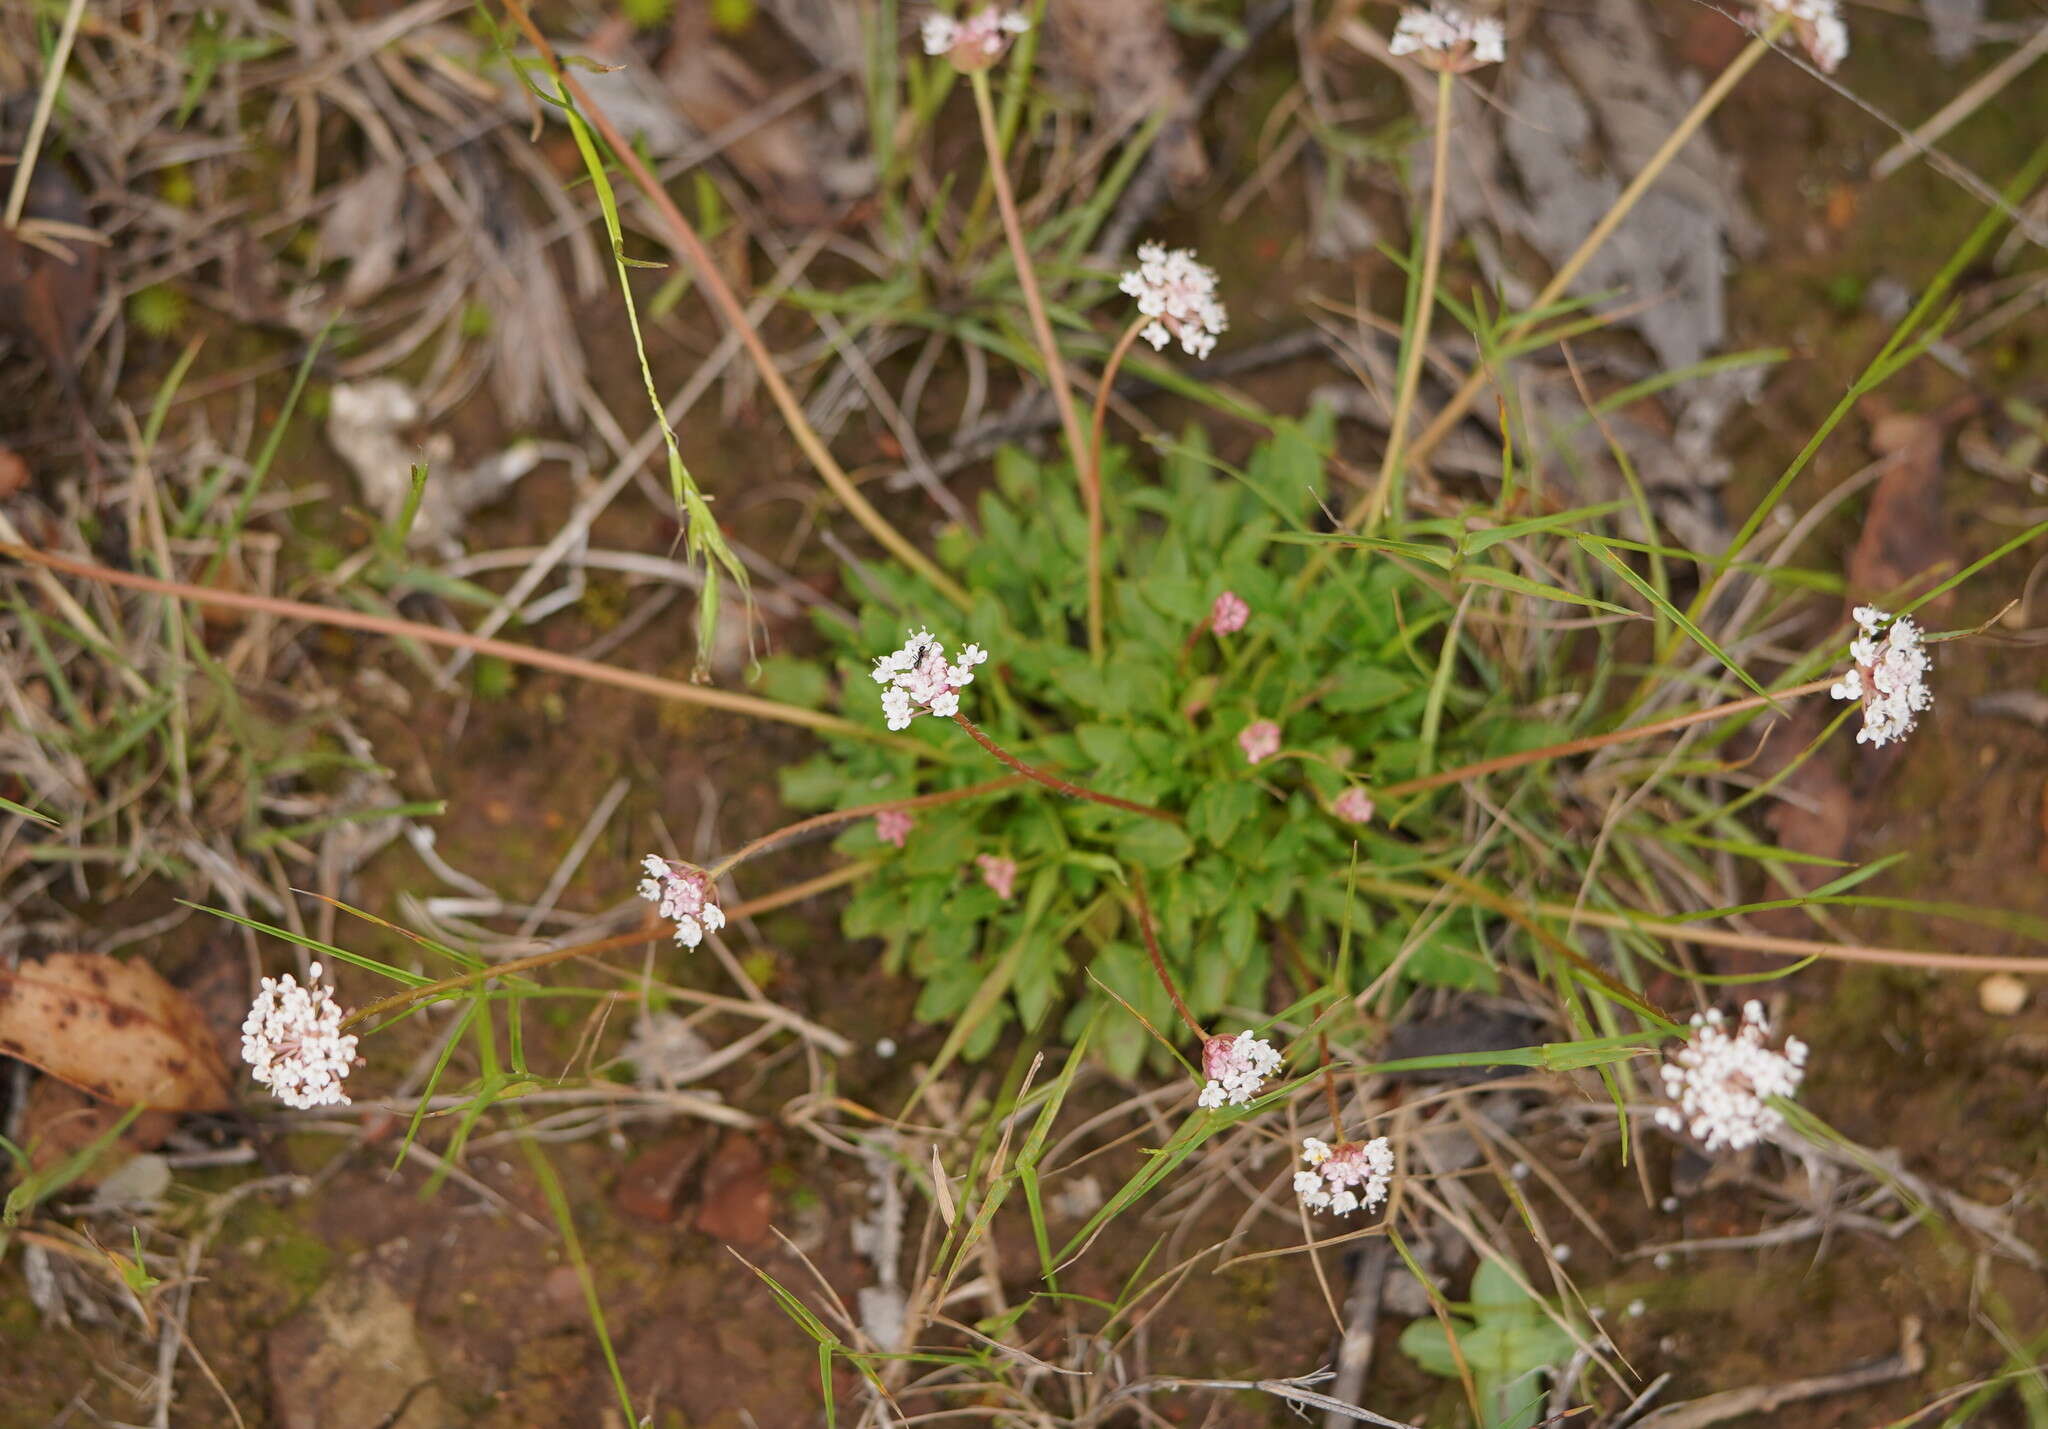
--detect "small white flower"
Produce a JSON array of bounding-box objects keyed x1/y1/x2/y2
[
  {"x1": 1197, "y1": 1031, "x2": 1282, "y2": 1108},
  {"x1": 922, "y1": 7, "x2": 1029, "y2": 69},
  {"x1": 638, "y1": 854, "x2": 727, "y2": 948},
  {"x1": 1119, "y1": 243, "x2": 1228, "y2": 360},
  {"x1": 1830, "y1": 605, "x2": 1931, "y2": 748},
  {"x1": 1296, "y1": 1135, "x2": 1394, "y2": 1216},
  {"x1": 242, "y1": 961, "x2": 359, "y2": 1109},
  {"x1": 1653, "y1": 1000, "x2": 1808, "y2": 1154},
  {"x1": 873, "y1": 630, "x2": 988, "y2": 730},
  {"x1": 1754, "y1": 0, "x2": 1848, "y2": 72},
  {"x1": 1389, "y1": 5, "x2": 1505, "y2": 70}
]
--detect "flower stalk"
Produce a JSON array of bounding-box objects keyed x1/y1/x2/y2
[{"x1": 967, "y1": 68, "x2": 1104, "y2": 657}]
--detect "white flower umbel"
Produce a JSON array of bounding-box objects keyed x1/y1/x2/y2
[
  {"x1": 638, "y1": 854, "x2": 727, "y2": 948},
  {"x1": 1389, "y1": 5, "x2": 1506, "y2": 71},
  {"x1": 1198, "y1": 1031, "x2": 1282, "y2": 1109},
  {"x1": 1830, "y1": 605, "x2": 1931, "y2": 748},
  {"x1": 921, "y1": 6, "x2": 1029, "y2": 70},
  {"x1": 1294, "y1": 1136, "x2": 1395, "y2": 1217},
  {"x1": 1654, "y1": 1001, "x2": 1808, "y2": 1153},
  {"x1": 1755, "y1": 0, "x2": 1848, "y2": 72},
  {"x1": 242, "y1": 961, "x2": 359, "y2": 1109},
  {"x1": 872, "y1": 629, "x2": 989, "y2": 731},
  {"x1": 1119, "y1": 243, "x2": 1229, "y2": 360}
]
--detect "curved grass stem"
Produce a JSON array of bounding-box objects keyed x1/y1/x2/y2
[
  {"x1": 1, "y1": 541, "x2": 933, "y2": 754},
  {"x1": 950, "y1": 713, "x2": 1182, "y2": 824},
  {"x1": 1372, "y1": 675, "x2": 1837, "y2": 800},
  {"x1": 967, "y1": 69, "x2": 1103, "y2": 656},
  {"x1": 338, "y1": 863, "x2": 874, "y2": 1033},
  {"x1": 496, "y1": 0, "x2": 969, "y2": 611}
]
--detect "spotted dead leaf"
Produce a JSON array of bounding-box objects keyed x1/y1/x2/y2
[{"x1": 0, "y1": 953, "x2": 233, "y2": 1111}]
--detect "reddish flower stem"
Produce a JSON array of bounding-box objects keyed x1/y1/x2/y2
[
  {"x1": 949, "y1": 713, "x2": 1182, "y2": 825},
  {"x1": 1130, "y1": 869, "x2": 1206, "y2": 1042}
]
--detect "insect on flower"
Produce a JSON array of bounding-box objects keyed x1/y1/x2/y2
[
  {"x1": 1295, "y1": 1136, "x2": 1395, "y2": 1217},
  {"x1": 638, "y1": 855, "x2": 727, "y2": 948},
  {"x1": 1654, "y1": 1001, "x2": 1808, "y2": 1153},
  {"x1": 1829, "y1": 605, "x2": 1931, "y2": 748},
  {"x1": 242, "y1": 962, "x2": 359, "y2": 1109},
  {"x1": 1120, "y1": 243, "x2": 1229, "y2": 360},
  {"x1": 1389, "y1": 4, "x2": 1506, "y2": 71},
  {"x1": 1198, "y1": 1031, "x2": 1282, "y2": 1108},
  {"x1": 873, "y1": 629, "x2": 989, "y2": 731},
  {"x1": 921, "y1": 6, "x2": 1029, "y2": 71}
]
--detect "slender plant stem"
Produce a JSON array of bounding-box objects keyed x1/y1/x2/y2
[
  {"x1": 1131, "y1": 869, "x2": 1207, "y2": 1041},
  {"x1": 1367, "y1": 68, "x2": 1455, "y2": 530},
  {"x1": 0, "y1": 540, "x2": 933, "y2": 754},
  {"x1": 1373, "y1": 676, "x2": 1837, "y2": 800},
  {"x1": 496, "y1": 0, "x2": 969, "y2": 611},
  {"x1": 1318, "y1": 1035, "x2": 1345, "y2": 1134},
  {"x1": 1084, "y1": 316, "x2": 1151, "y2": 660},
  {"x1": 950, "y1": 712, "x2": 1182, "y2": 824},
  {"x1": 1378, "y1": 26, "x2": 1784, "y2": 495},
  {"x1": 706, "y1": 776, "x2": 1025, "y2": 877},
  {"x1": 967, "y1": 70, "x2": 1103, "y2": 654},
  {"x1": 341, "y1": 863, "x2": 875, "y2": 1031},
  {"x1": 3, "y1": 0, "x2": 87, "y2": 229}
]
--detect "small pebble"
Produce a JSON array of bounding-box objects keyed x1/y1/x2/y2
[
  {"x1": 1660, "y1": 1196, "x2": 1679, "y2": 1213},
  {"x1": 1979, "y1": 974, "x2": 2029, "y2": 1017},
  {"x1": 875, "y1": 1037, "x2": 898, "y2": 1058},
  {"x1": 1626, "y1": 1299, "x2": 1646, "y2": 1318},
  {"x1": 1551, "y1": 1244, "x2": 1572, "y2": 1263}
]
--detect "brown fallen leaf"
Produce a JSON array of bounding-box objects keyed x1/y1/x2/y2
[
  {"x1": 1847, "y1": 398, "x2": 1973, "y2": 612},
  {"x1": 0, "y1": 953, "x2": 233, "y2": 1111},
  {"x1": 693, "y1": 1131, "x2": 774, "y2": 1247},
  {"x1": 20, "y1": 1078, "x2": 175, "y2": 1186},
  {"x1": 0, "y1": 163, "x2": 100, "y2": 391}
]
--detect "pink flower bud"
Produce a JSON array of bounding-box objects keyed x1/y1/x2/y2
[
  {"x1": 1238, "y1": 720, "x2": 1281, "y2": 765},
  {"x1": 1209, "y1": 590, "x2": 1249, "y2": 635}
]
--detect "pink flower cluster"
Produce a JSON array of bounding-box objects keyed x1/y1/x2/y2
[
  {"x1": 1295, "y1": 1136, "x2": 1395, "y2": 1217},
  {"x1": 1210, "y1": 590, "x2": 1249, "y2": 635},
  {"x1": 1198, "y1": 1031, "x2": 1282, "y2": 1108},
  {"x1": 976, "y1": 853, "x2": 1018, "y2": 900},
  {"x1": 921, "y1": 6, "x2": 1029, "y2": 70},
  {"x1": 1389, "y1": 4, "x2": 1505, "y2": 70},
  {"x1": 638, "y1": 855, "x2": 727, "y2": 948},
  {"x1": 873, "y1": 630, "x2": 989, "y2": 731},
  {"x1": 1239, "y1": 720, "x2": 1281, "y2": 765},
  {"x1": 1654, "y1": 1001, "x2": 1808, "y2": 1153},
  {"x1": 876, "y1": 809, "x2": 915, "y2": 847},
  {"x1": 1830, "y1": 605, "x2": 1932, "y2": 749},
  {"x1": 242, "y1": 962, "x2": 359, "y2": 1109},
  {"x1": 1120, "y1": 243, "x2": 1229, "y2": 360}
]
